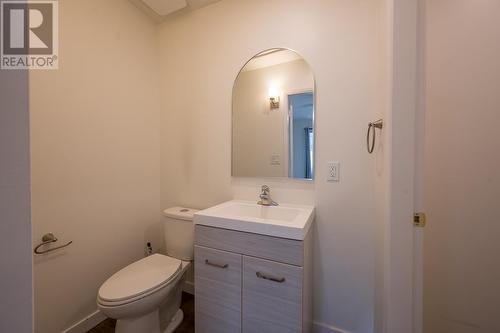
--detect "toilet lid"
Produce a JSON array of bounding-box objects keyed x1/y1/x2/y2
[{"x1": 98, "y1": 254, "x2": 181, "y2": 302}]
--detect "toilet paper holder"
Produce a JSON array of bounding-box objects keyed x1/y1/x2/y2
[{"x1": 34, "y1": 232, "x2": 73, "y2": 255}]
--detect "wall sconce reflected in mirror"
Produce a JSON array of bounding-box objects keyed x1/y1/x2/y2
[
  {"x1": 270, "y1": 96, "x2": 280, "y2": 109},
  {"x1": 268, "y1": 86, "x2": 280, "y2": 109}
]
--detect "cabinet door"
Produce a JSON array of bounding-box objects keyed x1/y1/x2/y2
[
  {"x1": 242, "y1": 256, "x2": 303, "y2": 333},
  {"x1": 195, "y1": 245, "x2": 242, "y2": 333}
]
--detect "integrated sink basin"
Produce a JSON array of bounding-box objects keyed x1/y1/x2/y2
[{"x1": 193, "y1": 200, "x2": 315, "y2": 240}]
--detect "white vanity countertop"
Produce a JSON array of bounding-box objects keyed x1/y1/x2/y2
[{"x1": 193, "y1": 200, "x2": 315, "y2": 240}]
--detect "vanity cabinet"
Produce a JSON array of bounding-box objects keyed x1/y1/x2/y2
[
  {"x1": 194, "y1": 246, "x2": 242, "y2": 333},
  {"x1": 194, "y1": 225, "x2": 312, "y2": 333}
]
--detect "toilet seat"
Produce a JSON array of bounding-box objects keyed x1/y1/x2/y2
[{"x1": 98, "y1": 254, "x2": 182, "y2": 307}]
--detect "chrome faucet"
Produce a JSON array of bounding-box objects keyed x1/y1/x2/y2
[{"x1": 258, "y1": 185, "x2": 278, "y2": 206}]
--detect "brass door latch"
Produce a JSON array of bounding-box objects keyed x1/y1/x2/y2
[{"x1": 414, "y1": 212, "x2": 426, "y2": 228}]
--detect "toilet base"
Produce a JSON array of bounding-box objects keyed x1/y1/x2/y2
[
  {"x1": 163, "y1": 309, "x2": 183, "y2": 333},
  {"x1": 115, "y1": 308, "x2": 160, "y2": 333},
  {"x1": 114, "y1": 308, "x2": 183, "y2": 333}
]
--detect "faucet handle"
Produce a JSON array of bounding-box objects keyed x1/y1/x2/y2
[{"x1": 261, "y1": 185, "x2": 270, "y2": 193}]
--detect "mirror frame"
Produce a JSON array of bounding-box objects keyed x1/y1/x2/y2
[{"x1": 231, "y1": 47, "x2": 316, "y2": 180}]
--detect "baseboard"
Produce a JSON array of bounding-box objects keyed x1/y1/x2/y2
[
  {"x1": 62, "y1": 310, "x2": 107, "y2": 333},
  {"x1": 313, "y1": 321, "x2": 352, "y2": 333},
  {"x1": 183, "y1": 280, "x2": 194, "y2": 295},
  {"x1": 60, "y1": 300, "x2": 346, "y2": 333}
]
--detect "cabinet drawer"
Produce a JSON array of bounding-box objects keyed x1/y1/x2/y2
[
  {"x1": 242, "y1": 256, "x2": 303, "y2": 333},
  {"x1": 195, "y1": 245, "x2": 242, "y2": 333},
  {"x1": 196, "y1": 225, "x2": 303, "y2": 266}
]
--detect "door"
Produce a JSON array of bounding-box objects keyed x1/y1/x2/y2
[
  {"x1": 242, "y1": 256, "x2": 303, "y2": 333},
  {"x1": 422, "y1": 1, "x2": 500, "y2": 332},
  {"x1": 195, "y1": 246, "x2": 242, "y2": 333},
  {"x1": 287, "y1": 92, "x2": 314, "y2": 179}
]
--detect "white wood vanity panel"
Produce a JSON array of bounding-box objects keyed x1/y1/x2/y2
[
  {"x1": 242, "y1": 256, "x2": 302, "y2": 333},
  {"x1": 194, "y1": 225, "x2": 312, "y2": 333},
  {"x1": 195, "y1": 224, "x2": 304, "y2": 266},
  {"x1": 194, "y1": 245, "x2": 242, "y2": 333}
]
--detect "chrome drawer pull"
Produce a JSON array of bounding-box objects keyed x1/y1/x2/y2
[
  {"x1": 256, "y1": 271, "x2": 285, "y2": 283},
  {"x1": 205, "y1": 259, "x2": 228, "y2": 269}
]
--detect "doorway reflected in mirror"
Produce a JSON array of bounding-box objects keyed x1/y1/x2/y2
[{"x1": 288, "y1": 92, "x2": 313, "y2": 179}]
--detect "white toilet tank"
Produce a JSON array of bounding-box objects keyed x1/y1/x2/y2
[{"x1": 162, "y1": 207, "x2": 198, "y2": 261}]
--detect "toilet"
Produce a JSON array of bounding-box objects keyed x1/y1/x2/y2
[{"x1": 97, "y1": 207, "x2": 197, "y2": 333}]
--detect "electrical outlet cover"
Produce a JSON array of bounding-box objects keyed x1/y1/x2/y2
[{"x1": 327, "y1": 161, "x2": 340, "y2": 182}]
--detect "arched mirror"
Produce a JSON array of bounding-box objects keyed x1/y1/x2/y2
[{"x1": 232, "y1": 48, "x2": 315, "y2": 180}]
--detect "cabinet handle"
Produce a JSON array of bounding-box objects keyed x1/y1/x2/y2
[
  {"x1": 256, "y1": 271, "x2": 285, "y2": 283},
  {"x1": 205, "y1": 259, "x2": 228, "y2": 269}
]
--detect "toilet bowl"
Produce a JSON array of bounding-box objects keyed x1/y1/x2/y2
[{"x1": 97, "y1": 207, "x2": 198, "y2": 333}]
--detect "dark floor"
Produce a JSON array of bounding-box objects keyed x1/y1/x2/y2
[{"x1": 87, "y1": 292, "x2": 194, "y2": 333}]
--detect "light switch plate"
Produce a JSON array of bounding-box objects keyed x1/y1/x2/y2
[
  {"x1": 327, "y1": 161, "x2": 340, "y2": 182},
  {"x1": 270, "y1": 154, "x2": 281, "y2": 166}
]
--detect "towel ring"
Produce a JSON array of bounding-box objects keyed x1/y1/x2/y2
[
  {"x1": 34, "y1": 233, "x2": 73, "y2": 255},
  {"x1": 367, "y1": 119, "x2": 383, "y2": 154}
]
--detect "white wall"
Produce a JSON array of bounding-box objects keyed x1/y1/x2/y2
[
  {"x1": 157, "y1": 0, "x2": 387, "y2": 331},
  {"x1": 29, "y1": 0, "x2": 162, "y2": 332},
  {"x1": 233, "y1": 59, "x2": 313, "y2": 177},
  {"x1": 0, "y1": 69, "x2": 33, "y2": 332},
  {"x1": 424, "y1": 1, "x2": 500, "y2": 332}
]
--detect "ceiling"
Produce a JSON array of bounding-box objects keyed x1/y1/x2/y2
[{"x1": 129, "y1": 0, "x2": 223, "y2": 22}]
